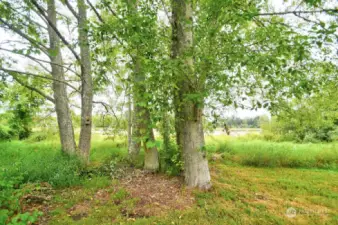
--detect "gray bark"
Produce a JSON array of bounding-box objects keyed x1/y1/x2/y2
[
  {"x1": 47, "y1": 0, "x2": 76, "y2": 154},
  {"x1": 77, "y1": 0, "x2": 93, "y2": 162},
  {"x1": 172, "y1": 0, "x2": 211, "y2": 189}
]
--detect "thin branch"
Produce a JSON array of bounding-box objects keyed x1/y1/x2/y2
[
  {"x1": 6, "y1": 3, "x2": 48, "y2": 31},
  {"x1": 0, "y1": 47, "x2": 51, "y2": 73},
  {"x1": 104, "y1": 3, "x2": 119, "y2": 19},
  {"x1": 293, "y1": 13, "x2": 338, "y2": 39},
  {"x1": 63, "y1": 0, "x2": 79, "y2": 18},
  {"x1": 86, "y1": 1, "x2": 129, "y2": 53},
  {"x1": 86, "y1": 0, "x2": 104, "y2": 23},
  {"x1": 160, "y1": 0, "x2": 172, "y2": 25},
  {"x1": 255, "y1": 9, "x2": 338, "y2": 17},
  {"x1": 92, "y1": 100, "x2": 119, "y2": 121},
  {"x1": 11, "y1": 74, "x2": 55, "y2": 103},
  {"x1": 30, "y1": 0, "x2": 82, "y2": 64},
  {"x1": 0, "y1": 47, "x2": 80, "y2": 76},
  {"x1": 0, "y1": 18, "x2": 49, "y2": 55},
  {"x1": 0, "y1": 67, "x2": 79, "y2": 92}
]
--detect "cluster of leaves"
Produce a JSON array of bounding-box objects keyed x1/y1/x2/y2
[
  {"x1": 0, "y1": 169, "x2": 42, "y2": 225},
  {"x1": 160, "y1": 142, "x2": 183, "y2": 176},
  {"x1": 261, "y1": 83, "x2": 338, "y2": 142},
  {"x1": 0, "y1": 78, "x2": 46, "y2": 141}
]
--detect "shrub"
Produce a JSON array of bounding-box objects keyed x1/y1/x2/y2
[
  {"x1": 160, "y1": 143, "x2": 183, "y2": 176},
  {"x1": 0, "y1": 170, "x2": 42, "y2": 224},
  {"x1": 0, "y1": 125, "x2": 13, "y2": 141}
]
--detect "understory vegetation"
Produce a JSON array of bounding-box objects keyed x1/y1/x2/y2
[{"x1": 1, "y1": 134, "x2": 337, "y2": 224}]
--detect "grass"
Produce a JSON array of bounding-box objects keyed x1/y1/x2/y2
[
  {"x1": 45, "y1": 164, "x2": 338, "y2": 224},
  {"x1": 0, "y1": 134, "x2": 338, "y2": 224},
  {"x1": 206, "y1": 135, "x2": 338, "y2": 170}
]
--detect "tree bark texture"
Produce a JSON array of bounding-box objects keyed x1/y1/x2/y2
[
  {"x1": 171, "y1": 0, "x2": 211, "y2": 189},
  {"x1": 77, "y1": 0, "x2": 93, "y2": 162},
  {"x1": 47, "y1": 0, "x2": 76, "y2": 154}
]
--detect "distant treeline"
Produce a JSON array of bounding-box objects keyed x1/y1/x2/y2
[{"x1": 224, "y1": 116, "x2": 261, "y2": 128}]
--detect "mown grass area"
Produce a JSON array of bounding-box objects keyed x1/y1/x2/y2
[{"x1": 1, "y1": 135, "x2": 338, "y2": 224}]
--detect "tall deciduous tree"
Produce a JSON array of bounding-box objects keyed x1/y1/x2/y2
[
  {"x1": 47, "y1": 0, "x2": 76, "y2": 154},
  {"x1": 0, "y1": 0, "x2": 77, "y2": 154},
  {"x1": 127, "y1": 0, "x2": 159, "y2": 171},
  {"x1": 77, "y1": 0, "x2": 93, "y2": 161},
  {"x1": 171, "y1": 0, "x2": 211, "y2": 189}
]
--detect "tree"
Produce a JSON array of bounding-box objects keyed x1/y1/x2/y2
[
  {"x1": 77, "y1": 0, "x2": 93, "y2": 161},
  {"x1": 171, "y1": 0, "x2": 211, "y2": 189},
  {"x1": 0, "y1": 0, "x2": 95, "y2": 160},
  {"x1": 0, "y1": 0, "x2": 77, "y2": 153},
  {"x1": 47, "y1": 0, "x2": 76, "y2": 154}
]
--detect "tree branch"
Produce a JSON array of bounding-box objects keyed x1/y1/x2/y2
[
  {"x1": 30, "y1": 0, "x2": 82, "y2": 64},
  {"x1": 63, "y1": 0, "x2": 79, "y2": 18},
  {"x1": 0, "y1": 18, "x2": 49, "y2": 55},
  {"x1": 0, "y1": 47, "x2": 80, "y2": 76},
  {"x1": 92, "y1": 100, "x2": 119, "y2": 121},
  {"x1": 0, "y1": 67, "x2": 79, "y2": 92},
  {"x1": 11, "y1": 74, "x2": 55, "y2": 103},
  {"x1": 255, "y1": 9, "x2": 338, "y2": 17},
  {"x1": 86, "y1": 0, "x2": 126, "y2": 48},
  {"x1": 86, "y1": 0, "x2": 104, "y2": 23}
]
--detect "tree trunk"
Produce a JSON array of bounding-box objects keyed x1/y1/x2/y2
[
  {"x1": 171, "y1": 0, "x2": 211, "y2": 189},
  {"x1": 47, "y1": 0, "x2": 76, "y2": 154},
  {"x1": 77, "y1": 0, "x2": 93, "y2": 162},
  {"x1": 143, "y1": 110, "x2": 159, "y2": 171},
  {"x1": 127, "y1": 88, "x2": 133, "y2": 154},
  {"x1": 162, "y1": 111, "x2": 170, "y2": 152},
  {"x1": 131, "y1": 56, "x2": 159, "y2": 171},
  {"x1": 127, "y1": 1, "x2": 159, "y2": 171},
  {"x1": 129, "y1": 97, "x2": 141, "y2": 163},
  {"x1": 182, "y1": 106, "x2": 210, "y2": 189}
]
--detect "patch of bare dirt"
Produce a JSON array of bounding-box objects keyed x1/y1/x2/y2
[
  {"x1": 68, "y1": 201, "x2": 91, "y2": 221},
  {"x1": 120, "y1": 169, "x2": 195, "y2": 217},
  {"x1": 94, "y1": 189, "x2": 110, "y2": 203}
]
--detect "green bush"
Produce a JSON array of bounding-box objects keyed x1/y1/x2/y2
[
  {"x1": 0, "y1": 125, "x2": 13, "y2": 141},
  {"x1": 0, "y1": 170, "x2": 42, "y2": 224},
  {"x1": 160, "y1": 142, "x2": 183, "y2": 176}
]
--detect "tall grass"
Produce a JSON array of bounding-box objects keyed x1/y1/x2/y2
[
  {"x1": 1, "y1": 133, "x2": 337, "y2": 190},
  {"x1": 206, "y1": 136, "x2": 338, "y2": 170},
  {"x1": 0, "y1": 134, "x2": 129, "y2": 187},
  {"x1": 0, "y1": 141, "x2": 84, "y2": 187}
]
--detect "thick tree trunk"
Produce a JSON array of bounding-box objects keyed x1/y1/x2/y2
[
  {"x1": 182, "y1": 106, "x2": 210, "y2": 189},
  {"x1": 77, "y1": 0, "x2": 93, "y2": 161},
  {"x1": 171, "y1": 0, "x2": 211, "y2": 189},
  {"x1": 47, "y1": 0, "x2": 76, "y2": 154}
]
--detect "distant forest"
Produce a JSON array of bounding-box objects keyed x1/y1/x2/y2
[{"x1": 223, "y1": 116, "x2": 261, "y2": 128}]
